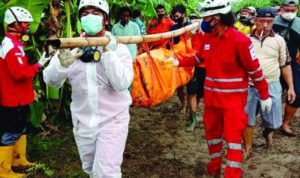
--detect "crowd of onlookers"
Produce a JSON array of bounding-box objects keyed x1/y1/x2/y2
[
  {"x1": 109, "y1": 0, "x2": 300, "y2": 139},
  {"x1": 1, "y1": 0, "x2": 299, "y2": 177},
  {"x1": 109, "y1": 0, "x2": 300, "y2": 159}
]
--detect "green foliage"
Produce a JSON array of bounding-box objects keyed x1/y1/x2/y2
[
  {"x1": 26, "y1": 163, "x2": 55, "y2": 177},
  {"x1": 1, "y1": 0, "x2": 299, "y2": 129},
  {"x1": 0, "y1": 0, "x2": 50, "y2": 33},
  {"x1": 232, "y1": 0, "x2": 300, "y2": 17},
  {"x1": 231, "y1": 0, "x2": 299, "y2": 14},
  {"x1": 107, "y1": 0, "x2": 201, "y2": 21},
  {"x1": 30, "y1": 102, "x2": 45, "y2": 128}
]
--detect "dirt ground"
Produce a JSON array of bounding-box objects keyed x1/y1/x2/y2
[
  {"x1": 27, "y1": 96, "x2": 300, "y2": 178},
  {"x1": 124, "y1": 96, "x2": 300, "y2": 178}
]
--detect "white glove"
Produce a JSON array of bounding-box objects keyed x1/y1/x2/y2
[
  {"x1": 38, "y1": 52, "x2": 51, "y2": 66},
  {"x1": 104, "y1": 32, "x2": 117, "y2": 51},
  {"x1": 165, "y1": 56, "x2": 179, "y2": 67},
  {"x1": 58, "y1": 48, "x2": 83, "y2": 68},
  {"x1": 260, "y1": 97, "x2": 272, "y2": 113}
]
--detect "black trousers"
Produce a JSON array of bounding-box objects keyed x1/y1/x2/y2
[{"x1": 0, "y1": 105, "x2": 30, "y2": 146}]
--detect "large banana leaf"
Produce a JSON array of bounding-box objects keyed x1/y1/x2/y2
[
  {"x1": 0, "y1": 0, "x2": 50, "y2": 33},
  {"x1": 231, "y1": 0, "x2": 287, "y2": 12},
  {"x1": 30, "y1": 102, "x2": 45, "y2": 128}
]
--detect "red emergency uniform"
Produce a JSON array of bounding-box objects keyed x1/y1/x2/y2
[
  {"x1": 0, "y1": 33, "x2": 40, "y2": 107},
  {"x1": 179, "y1": 27, "x2": 269, "y2": 178},
  {"x1": 147, "y1": 18, "x2": 175, "y2": 48},
  {"x1": 191, "y1": 32, "x2": 205, "y2": 68}
]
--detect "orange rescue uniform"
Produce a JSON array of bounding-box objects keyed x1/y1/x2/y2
[{"x1": 147, "y1": 18, "x2": 175, "y2": 48}]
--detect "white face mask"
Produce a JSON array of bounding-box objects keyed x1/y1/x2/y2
[
  {"x1": 281, "y1": 12, "x2": 297, "y2": 21},
  {"x1": 81, "y1": 14, "x2": 103, "y2": 36}
]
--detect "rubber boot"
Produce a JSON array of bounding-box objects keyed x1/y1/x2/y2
[
  {"x1": 186, "y1": 112, "x2": 201, "y2": 132},
  {"x1": 0, "y1": 146, "x2": 26, "y2": 178},
  {"x1": 243, "y1": 126, "x2": 253, "y2": 160},
  {"x1": 263, "y1": 128, "x2": 274, "y2": 148},
  {"x1": 12, "y1": 135, "x2": 35, "y2": 168}
]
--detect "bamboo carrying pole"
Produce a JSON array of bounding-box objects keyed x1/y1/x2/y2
[{"x1": 45, "y1": 21, "x2": 200, "y2": 49}]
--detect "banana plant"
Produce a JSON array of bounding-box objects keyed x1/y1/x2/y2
[
  {"x1": 231, "y1": 0, "x2": 296, "y2": 12},
  {"x1": 1, "y1": 0, "x2": 298, "y2": 129}
]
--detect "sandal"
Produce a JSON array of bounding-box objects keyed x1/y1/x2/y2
[{"x1": 279, "y1": 129, "x2": 296, "y2": 137}]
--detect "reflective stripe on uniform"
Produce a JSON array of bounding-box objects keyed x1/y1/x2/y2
[
  {"x1": 248, "y1": 66, "x2": 261, "y2": 75},
  {"x1": 226, "y1": 160, "x2": 242, "y2": 168},
  {"x1": 204, "y1": 86, "x2": 248, "y2": 93},
  {"x1": 252, "y1": 75, "x2": 264, "y2": 82},
  {"x1": 206, "y1": 77, "x2": 243, "y2": 82},
  {"x1": 207, "y1": 139, "x2": 222, "y2": 146},
  {"x1": 209, "y1": 152, "x2": 221, "y2": 160},
  {"x1": 227, "y1": 143, "x2": 242, "y2": 150}
]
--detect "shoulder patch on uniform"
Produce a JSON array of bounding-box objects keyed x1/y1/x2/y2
[{"x1": 1, "y1": 37, "x2": 14, "y2": 58}]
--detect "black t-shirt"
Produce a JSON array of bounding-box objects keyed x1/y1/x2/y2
[{"x1": 273, "y1": 16, "x2": 300, "y2": 63}]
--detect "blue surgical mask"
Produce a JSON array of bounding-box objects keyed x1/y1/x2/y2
[
  {"x1": 201, "y1": 18, "x2": 218, "y2": 33},
  {"x1": 81, "y1": 14, "x2": 103, "y2": 36}
]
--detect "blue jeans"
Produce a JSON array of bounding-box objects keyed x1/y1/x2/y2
[{"x1": 245, "y1": 81, "x2": 282, "y2": 129}]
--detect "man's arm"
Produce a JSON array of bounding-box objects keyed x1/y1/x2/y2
[
  {"x1": 146, "y1": 21, "x2": 154, "y2": 34},
  {"x1": 176, "y1": 49, "x2": 201, "y2": 67},
  {"x1": 278, "y1": 35, "x2": 296, "y2": 103},
  {"x1": 101, "y1": 44, "x2": 133, "y2": 92},
  {"x1": 238, "y1": 39, "x2": 269, "y2": 100},
  {"x1": 5, "y1": 49, "x2": 40, "y2": 81},
  {"x1": 43, "y1": 51, "x2": 71, "y2": 88},
  {"x1": 282, "y1": 65, "x2": 296, "y2": 103}
]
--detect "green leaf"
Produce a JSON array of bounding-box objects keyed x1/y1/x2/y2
[
  {"x1": 47, "y1": 86, "x2": 60, "y2": 100},
  {"x1": 29, "y1": 102, "x2": 45, "y2": 128}
]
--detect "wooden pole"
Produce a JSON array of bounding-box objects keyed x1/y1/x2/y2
[{"x1": 46, "y1": 21, "x2": 200, "y2": 49}]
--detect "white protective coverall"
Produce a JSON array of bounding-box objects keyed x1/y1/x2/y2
[{"x1": 43, "y1": 41, "x2": 133, "y2": 178}]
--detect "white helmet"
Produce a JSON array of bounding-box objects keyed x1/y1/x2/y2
[
  {"x1": 248, "y1": 6, "x2": 256, "y2": 15},
  {"x1": 4, "y1": 6, "x2": 33, "y2": 24},
  {"x1": 197, "y1": 0, "x2": 231, "y2": 17},
  {"x1": 79, "y1": 0, "x2": 109, "y2": 16}
]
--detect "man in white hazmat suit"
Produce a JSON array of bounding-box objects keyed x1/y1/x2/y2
[{"x1": 43, "y1": 0, "x2": 133, "y2": 177}]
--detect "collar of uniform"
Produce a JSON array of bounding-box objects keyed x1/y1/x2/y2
[
  {"x1": 250, "y1": 29, "x2": 275, "y2": 38},
  {"x1": 6, "y1": 33, "x2": 22, "y2": 45}
]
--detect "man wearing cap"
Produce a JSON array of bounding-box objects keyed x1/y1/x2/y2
[
  {"x1": 243, "y1": 8, "x2": 295, "y2": 157},
  {"x1": 234, "y1": 8, "x2": 256, "y2": 35},
  {"x1": 273, "y1": 0, "x2": 300, "y2": 137},
  {"x1": 170, "y1": 0, "x2": 271, "y2": 177},
  {"x1": 43, "y1": 0, "x2": 133, "y2": 177}
]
